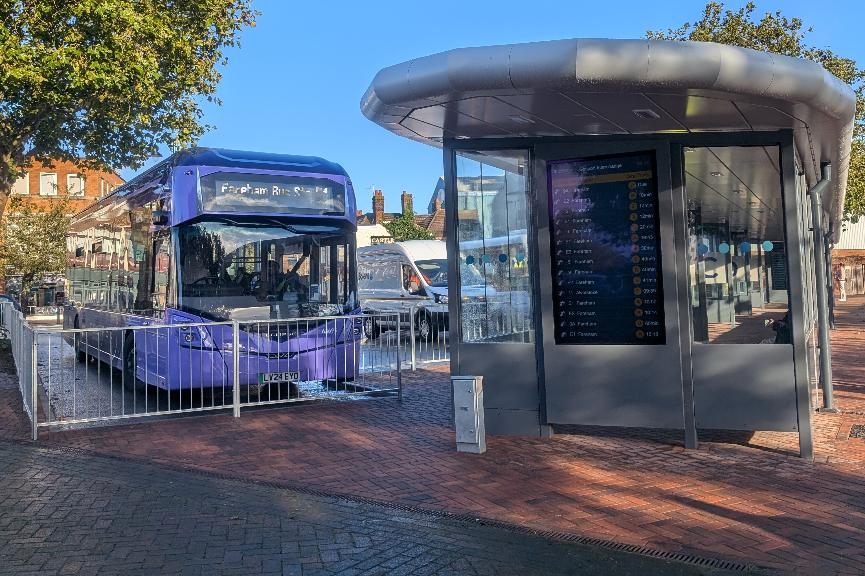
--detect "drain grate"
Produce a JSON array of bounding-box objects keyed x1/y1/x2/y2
[
  {"x1": 850, "y1": 424, "x2": 865, "y2": 439},
  {"x1": 4, "y1": 439, "x2": 762, "y2": 573}
]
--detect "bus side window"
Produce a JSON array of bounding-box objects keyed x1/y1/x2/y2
[{"x1": 151, "y1": 233, "x2": 171, "y2": 313}]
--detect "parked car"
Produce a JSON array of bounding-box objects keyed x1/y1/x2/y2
[{"x1": 358, "y1": 240, "x2": 488, "y2": 339}]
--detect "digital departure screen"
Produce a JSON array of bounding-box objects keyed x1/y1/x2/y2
[
  {"x1": 548, "y1": 152, "x2": 665, "y2": 345},
  {"x1": 199, "y1": 172, "x2": 345, "y2": 215}
]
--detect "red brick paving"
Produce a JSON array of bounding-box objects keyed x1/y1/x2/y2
[{"x1": 3, "y1": 299, "x2": 865, "y2": 574}]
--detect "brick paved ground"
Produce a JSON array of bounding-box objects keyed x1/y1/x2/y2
[
  {"x1": 2, "y1": 298, "x2": 865, "y2": 574},
  {"x1": 0, "y1": 440, "x2": 719, "y2": 576}
]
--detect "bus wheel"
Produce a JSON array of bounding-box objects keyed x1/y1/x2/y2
[
  {"x1": 73, "y1": 317, "x2": 87, "y2": 362},
  {"x1": 363, "y1": 316, "x2": 381, "y2": 340},
  {"x1": 122, "y1": 335, "x2": 145, "y2": 392},
  {"x1": 416, "y1": 312, "x2": 432, "y2": 341}
]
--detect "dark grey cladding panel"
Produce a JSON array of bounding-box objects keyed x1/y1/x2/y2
[
  {"x1": 484, "y1": 408, "x2": 543, "y2": 436},
  {"x1": 564, "y1": 92, "x2": 683, "y2": 133},
  {"x1": 496, "y1": 93, "x2": 627, "y2": 135},
  {"x1": 692, "y1": 344, "x2": 798, "y2": 431},
  {"x1": 457, "y1": 343, "x2": 539, "y2": 411},
  {"x1": 645, "y1": 94, "x2": 751, "y2": 132}
]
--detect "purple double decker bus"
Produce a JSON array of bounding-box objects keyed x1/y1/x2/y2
[{"x1": 63, "y1": 148, "x2": 361, "y2": 394}]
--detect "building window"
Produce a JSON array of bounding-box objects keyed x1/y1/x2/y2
[
  {"x1": 11, "y1": 173, "x2": 29, "y2": 195},
  {"x1": 100, "y1": 178, "x2": 114, "y2": 197},
  {"x1": 67, "y1": 174, "x2": 85, "y2": 197},
  {"x1": 39, "y1": 172, "x2": 58, "y2": 196}
]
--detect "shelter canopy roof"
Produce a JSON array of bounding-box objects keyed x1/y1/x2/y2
[{"x1": 362, "y1": 39, "x2": 855, "y2": 237}]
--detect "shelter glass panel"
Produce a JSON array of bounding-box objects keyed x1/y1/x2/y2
[
  {"x1": 455, "y1": 150, "x2": 534, "y2": 343},
  {"x1": 684, "y1": 146, "x2": 790, "y2": 344}
]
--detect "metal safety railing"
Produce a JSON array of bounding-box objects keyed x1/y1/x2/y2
[
  {"x1": 1, "y1": 303, "x2": 37, "y2": 432},
  {"x1": 0, "y1": 308, "x2": 403, "y2": 438},
  {"x1": 354, "y1": 298, "x2": 529, "y2": 368},
  {"x1": 361, "y1": 305, "x2": 451, "y2": 371},
  {"x1": 407, "y1": 306, "x2": 449, "y2": 370}
]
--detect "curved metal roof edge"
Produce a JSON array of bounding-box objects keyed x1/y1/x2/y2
[{"x1": 361, "y1": 38, "x2": 856, "y2": 239}]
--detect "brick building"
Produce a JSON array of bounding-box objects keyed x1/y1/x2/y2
[
  {"x1": 357, "y1": 189, "x2": 446, "y2": 240},
  {"x1": 4, "y1": 158, "x2": 124, "y2": 307},
  {"x1": 8, "y1": 158, "x2": 124, "y2": 214}
]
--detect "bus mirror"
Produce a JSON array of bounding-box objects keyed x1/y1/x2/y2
[{"x1": 151, "y1": 210, "x2": 170, "y2": 225}]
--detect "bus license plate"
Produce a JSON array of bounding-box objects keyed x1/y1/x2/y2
[{"x1": 258, "y1": 371, "x2": 299, "y2": 384}]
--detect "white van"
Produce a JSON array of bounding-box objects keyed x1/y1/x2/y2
[{"x1": 357, "y1": 240, "x2": 487, "y2": 339}]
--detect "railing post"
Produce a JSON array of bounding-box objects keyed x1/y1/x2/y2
[
  {"x1": 31, "y1": 330, "x2": 38, "y2": 441},
  {"x1": 409, "y1": 307, "x2": 416, "y2": 372},
  {"x1": 232, "y1": 321, "x2": 241, "y2": 418},
  {"x1": 395, "y1": 313, "x2": 402, "y2": 402}
]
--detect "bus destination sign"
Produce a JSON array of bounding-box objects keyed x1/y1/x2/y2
[
  {"x1": 200, "y1": 172, "x2": 346, "y2": 215},
  {"x1": 547, "y1": 151, "x2": 665, "y2": 345}
]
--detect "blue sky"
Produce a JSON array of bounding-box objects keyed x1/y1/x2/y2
[{"x1": 121, "y1": 0, "x2": 865, "y2": 213}]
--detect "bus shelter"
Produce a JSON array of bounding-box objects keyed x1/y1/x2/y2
[{"x1": 361, "y1": 39, "x2": 855, "y2": 458}]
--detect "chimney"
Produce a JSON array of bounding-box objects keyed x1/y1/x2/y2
[
  {"x1": 433, "y1": 197, "x2": 442, "y2": 212},
  {"x1": 401, "y1": 191, "x2": 413, "y2": 216},
  {"x1": 372, "y1": 189, "x2": 385, "y2": 224}
]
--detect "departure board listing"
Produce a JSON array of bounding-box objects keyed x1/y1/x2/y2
[{"x1": 548, "y1": 152, "x2": 665, "y2": 345}]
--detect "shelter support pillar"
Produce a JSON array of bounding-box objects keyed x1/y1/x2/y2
[
  {"x1": 671, "y1": 145, "x2": 698, "y2": 449},
  {"x1": 781, "y1": 140, "x2": 814, "y2": 459}
]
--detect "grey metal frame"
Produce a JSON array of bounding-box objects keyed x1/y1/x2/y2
[
  {"x1": 445, "y1": 144, "x2": 547, "y2": 435},
  {"x1": 780, "y1": 138, "x2": 815, "y2": 459},
  {"x1": 533, "y1": 140, "x2": 684, "y2": 428},
  {"x1": 670, "y1": 144, "x2": 699, "y2": 449},
  {"x1": 443, "y1": 130, "x2": 815, "y2": 456}
]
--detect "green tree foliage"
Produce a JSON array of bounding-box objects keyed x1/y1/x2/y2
[
  {"x1": 648, "y1": 1, "x2": 865, "y2": 221},
  {"x1": 0, "y1": 0, "x2": 257, "y2": 216},
  {"x1": 383, "y1": 208, "x2": 433, "y2": 241},
  {"x1": 0, "y1": 197, "x2": 70, "y2": 307}
]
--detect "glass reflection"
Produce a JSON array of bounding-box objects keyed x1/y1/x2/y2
[
  {"x1": 455, "y1": 150, "x2": 534, "y2": 343},
  {"x1": 685, "y1": 146, "x2": 789, "y2": 344}
]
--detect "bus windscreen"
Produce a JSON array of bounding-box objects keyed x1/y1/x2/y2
[{"x1": 199, "y1": 172, "x2": 346, "y2": 215}]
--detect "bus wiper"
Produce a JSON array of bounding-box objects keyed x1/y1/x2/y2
[{"x1": 265, "y1": 218, "x2": 298, "y2": 233}]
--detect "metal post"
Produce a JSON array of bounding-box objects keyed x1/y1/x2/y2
[
  {"x1": 409, "y1": 307, "x2": 416, "y2": 371},
  {"x1": 31, "y1": 330, "x2": 38, "y2": 441},
  {"x1": 396, "y1": 314, "x2": 402, "y2": 401},
  {"x1": 232, "y1": 321, "x2": 241, "y2": 417},
  {"x1": 809, "y1": 163, "x2": 837, "y2": 412},
  {"x1": 826, "y1": 232, "x2": 836, "y2": 329}
]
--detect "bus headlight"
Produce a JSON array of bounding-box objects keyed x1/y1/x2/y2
[{"x1": 435, "y1": 294, "x2": 448, "y2": 304}]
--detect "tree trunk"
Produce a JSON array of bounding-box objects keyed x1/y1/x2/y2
[
  {"x1": 0, "y1": 151, "x2": 16, "y2": 221},
  {"x1": 19, "y1": 273, "x2": 34, "y2": 313}
]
